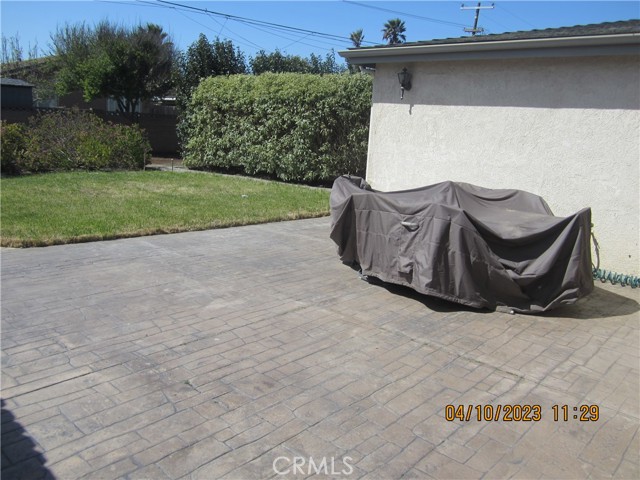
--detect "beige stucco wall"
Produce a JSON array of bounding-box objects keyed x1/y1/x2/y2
[{"x1": 366, "y1": 56, "x2": 639, "y2": 274}]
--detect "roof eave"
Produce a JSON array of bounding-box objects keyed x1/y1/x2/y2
[
  {"x1": 0, "y1": 78, "x2": 35, "y2": 87},
  {"x1": 339, "y1": 33, "x2": 640, "y2": 64}
]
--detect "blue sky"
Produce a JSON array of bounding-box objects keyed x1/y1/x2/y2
[{"x1": 1, "y1": 1, "x2": 638, "y2": 61}]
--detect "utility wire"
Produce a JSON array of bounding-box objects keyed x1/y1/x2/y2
[
  {"x1": 481, "y1": 15, "x2": 515, "y2": 33},
  {"x1": 231, "y1": 19, "x2": 346, "y2": 50},
  {"x1": 343, "y1": 0, "x2": 468, "y2": 29},
  {"x1": 241, "y1": 22, "x2": 341, "y2": 52},
  {"x1": 137, "y1": 0, "x2": 265, "y2": 51},
  {"x1": 94, "y1": 0, "x2": 346, "y2": 53},
  {"x1": 497, "y1": 3, "x2": 538, "y2": 29},
  {"x1": 176, "y1": 9, "x2": 260, "y2": 49},
  {"x1": 154, "y1": 0, "x2": 377, "y2": 45},
  {"x1": 282, "y1": 33, "x2": 314, "y2": 52},
  {"x1": 98, "y1": 0, "x2": 161, "y2": 8},
  {"x1": 143, "y1": 0, "x2": 342, "y2": 52},
  {"x1": 147, "y1": 0, "x2": 351, "y2": 52},
  {"x1": 458, "y1": 1, "x2": 514, "y2": 33}
]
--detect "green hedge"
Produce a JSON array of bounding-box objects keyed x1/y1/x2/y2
[
  {"x1": 182, "y1": 73, "x2": 372, "y2": 183},
  {"x1": 1, "y1": 110, "x2": 151, "y2": 175},
  {"x1": 0, "y1": 122, "x2": 27, "y2": 176}
]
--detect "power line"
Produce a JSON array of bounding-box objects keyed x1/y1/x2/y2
[
  {"x1": 230, "y1": 19, "x2": 346, "y2": 50},
  {"x1": 174, "y1": 7, "x2": 264, "y2": 50},
  {"x1": 282, "y1": 33, "x2": 314, "y2": 52},
  {"x1": 343, "y1": 0, "x2": 468, "y2": 29},
  {"x1": 481, "y1": 14, "x2": 515, "y2": 32},
  {"x1": 240, "y1": 22, "x2": 342, "y2": 52},
  {"x1": 138, "y1": 0, "x2": 347, "y2": 53},
  {"x1": 497, "y1": 3, "x2": 538, "y2": 30},
  {"x1": 153, "y1": 0, "x2": 376, "y2": 45},
  {"x1": 98, "y1": 0, "x2": 161, "y2": 9},
  {"x1": 149, "y1": 0, "x2": 355, "y2": 52},
  {"x1": 136, "y1": 0, "x2": 265, "y2": 51},
  {"x1": 104, "y1": 0, "x2": 264, "y2": 51}
]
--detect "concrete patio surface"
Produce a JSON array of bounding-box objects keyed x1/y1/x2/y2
[{"x1": 1, "y1": 217, "x2": 639, "y2": 479}]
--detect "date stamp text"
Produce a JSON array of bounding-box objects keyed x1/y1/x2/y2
[{"x1": 445, "y1": 404, "x2": 600, "y2": 422}]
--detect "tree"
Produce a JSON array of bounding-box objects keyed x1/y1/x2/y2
[
  {"x1": 382, "y1": 18, "x2": 407, "y2": 45},
  {"x1": 51, "y1": 21, "x2": 176, "y2": 117},
  {"x1": 349, "y1": 29, "x2": 365, "y2": 48},
  {"x1": 250, "y1": 50, "x2": 309, "y2": 74},
  {"x1": 174, "y1": 34, "x2": 247, "y2": 112},
  {"x1": 308, "y1": 52, "x2": 343, "y2": 75},
  {"x1": 250, "y1": 50, "x2": 344, "y2": 75},
  {"x1": 1, "y1": 33, "x2": 54, "y2": 105},
  {"x1": 1, "y1": 33, "x2": 40, "y2": 64},
  {"x1": 1, "y1": 57, "x2": 59, "y2": 106},
  {"x1": 211, "y1": 36, "x2": 247, "y2": 75},
  {"x1": 174, "y1": 34, "x2": 247, "y2": 152}
]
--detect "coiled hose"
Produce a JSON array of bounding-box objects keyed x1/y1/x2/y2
[
  {"x1": 591, "y1": 231, "x2": 639, "y2": 288},
  {"x1": 593, "y1": 268, "x2": 640, "y2": 288}
]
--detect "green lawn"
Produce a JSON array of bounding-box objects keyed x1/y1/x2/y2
[{"x1": 1, "y1": 171, "x2": 330, "y2": 247}]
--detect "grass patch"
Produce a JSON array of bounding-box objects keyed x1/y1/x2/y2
[{"x1": 1, "y1": 171, "x2": 330, "y2": 247}]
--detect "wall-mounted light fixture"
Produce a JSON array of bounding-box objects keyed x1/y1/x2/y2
[{"x1": 397, "y1": 67, "x2": 412, "y2": 100}]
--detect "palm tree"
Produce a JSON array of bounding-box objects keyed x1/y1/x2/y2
[
  {"x1": 382, "y1": 18, "x2": 406, "y2": 45},
  {"x1": 350, "y1": 29, "x2": 364, "y2": 48}
]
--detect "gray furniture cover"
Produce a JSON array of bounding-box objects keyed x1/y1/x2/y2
[{"x1": 330, "y1": 175, "x2": 593, "y2": 313}]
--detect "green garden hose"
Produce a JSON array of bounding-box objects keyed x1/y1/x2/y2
[
  {"x1": 591, "y1": 231, "x2": 639, "y2": 288},
  {"x1": 592, "y1": 268, "x2": 640, "y2": 288}
]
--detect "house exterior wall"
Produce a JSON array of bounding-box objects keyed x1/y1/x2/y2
[{"x1": 366, "y1": 55, "x2": 639, "y2": 274}]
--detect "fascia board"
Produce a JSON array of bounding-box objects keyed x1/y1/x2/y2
[{"x1": 339, "y1": 33, "x2": 640, "y2": 64}]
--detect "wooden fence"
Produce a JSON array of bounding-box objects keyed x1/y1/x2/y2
[{"x1": 1, "y1": 107, "x2": 178, "y2": 156}]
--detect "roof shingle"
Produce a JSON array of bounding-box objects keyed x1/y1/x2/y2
[{"x1": 353, "y1": 19, "x2": 640, "y2": 51}]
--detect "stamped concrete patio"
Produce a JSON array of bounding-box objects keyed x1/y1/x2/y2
[{"x1": 2, "y1": 217, "x2": 638, "y2": 479}]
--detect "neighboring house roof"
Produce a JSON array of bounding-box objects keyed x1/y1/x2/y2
[
  {"x1": 340, "y1": 20, "x2": 640, "y2": 64},
  {"x1": 0, "y1": 78, "x2": 35, "y2": 88}
]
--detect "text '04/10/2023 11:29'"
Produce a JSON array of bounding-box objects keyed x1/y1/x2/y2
[{"x1": 444, "y1": 404, "x2": 600, "y2": 422}]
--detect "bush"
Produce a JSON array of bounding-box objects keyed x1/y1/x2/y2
[
  {"x1": 1, "y1": 121, "x2": 27, "y2": 176},
  {"x1": 3, "y1": 109, "x2": 151, "y2": 175},
  {"x1": 182, "y1": 73, "x2": 372, "y2": 183}
]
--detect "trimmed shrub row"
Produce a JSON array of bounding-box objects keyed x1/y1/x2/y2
[
  {"x1": 0, "y1": 122, "x2": 26, "y2": 176},
  {"x1": 182, "y1": 73, "x2": 372, "y2": 183},
  {"x1": 1, "y1": 109, "x2": 151, "y2": 175}
]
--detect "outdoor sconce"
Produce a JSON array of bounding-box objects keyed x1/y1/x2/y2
[{"x1": 397, "y1": 67, "x2": 412, "y2": 100}]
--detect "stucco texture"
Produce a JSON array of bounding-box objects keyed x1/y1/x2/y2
[{"x1": 366, "y1": 56, "x2": 639, "y2": 274}]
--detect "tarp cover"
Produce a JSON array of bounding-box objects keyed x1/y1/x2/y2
[{"x1": 330, "y1": 175, "x2": 594, "y2": 313}]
